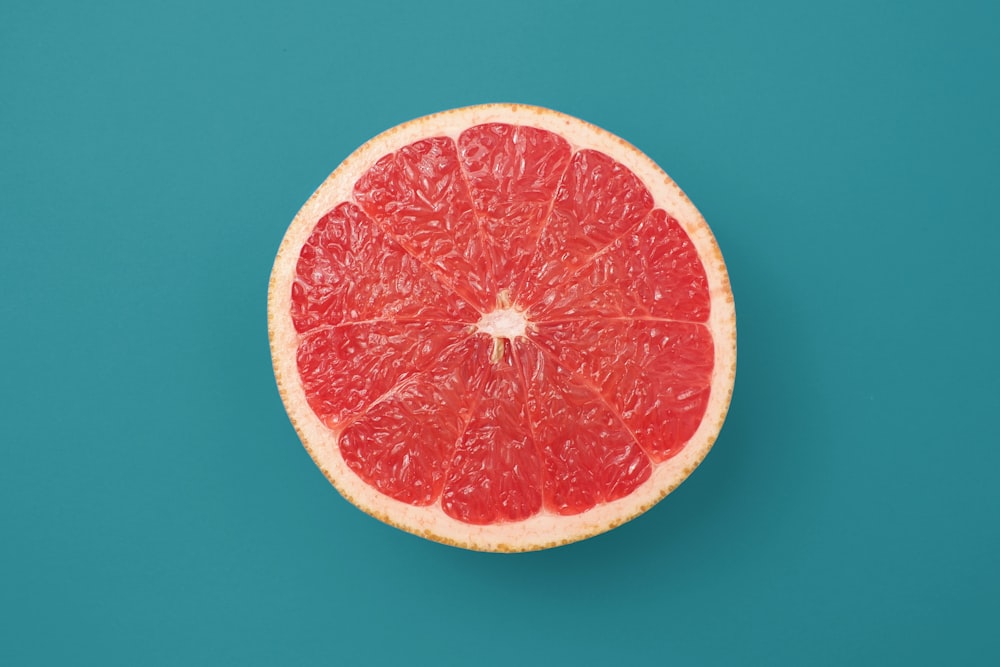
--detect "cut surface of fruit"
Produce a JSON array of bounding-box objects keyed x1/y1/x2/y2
[{"x1": 269, "y1": 104, "x2": 736, "y2": 552}]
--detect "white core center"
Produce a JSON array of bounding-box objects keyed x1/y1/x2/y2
[{"x1": 476, "y1": 307, "x2": 528, "y2": 339}]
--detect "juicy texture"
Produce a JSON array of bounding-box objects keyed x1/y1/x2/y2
[{"x1": 291, "y1": 122, "x2": 713, "y2": 525}]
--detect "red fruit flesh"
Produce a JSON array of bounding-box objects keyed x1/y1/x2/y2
[{"x1": 291, "y1": 123, "x2": 714, "y2": 524}]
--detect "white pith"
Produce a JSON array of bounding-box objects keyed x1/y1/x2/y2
[
  {"x1": 268, "y1": 103, "x2": 737, "y2": 552},
  {"x1": 476, "y1": 307, "x2": 529, "y2": 339}
]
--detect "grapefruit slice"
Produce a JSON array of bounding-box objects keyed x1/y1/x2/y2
[{"x1": 269, "y1": 104, "x2": 736, "y2": 552}]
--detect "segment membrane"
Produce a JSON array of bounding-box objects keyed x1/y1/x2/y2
[{"x1": 291, "y1": 123, "x2": 718, "y2": 521}]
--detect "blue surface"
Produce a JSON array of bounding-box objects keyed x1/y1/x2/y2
[{"x1": 2, "y1": 1, "x2": 999, "y2": 664}]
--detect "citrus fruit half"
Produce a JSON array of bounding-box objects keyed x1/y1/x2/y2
[{"x1": 269, "y1": 104, "x2": 736, "y2": 552}]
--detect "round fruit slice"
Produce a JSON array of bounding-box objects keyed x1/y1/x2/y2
[{"x1": 269, "y1": 104, "x2": 736, "y2": 552}]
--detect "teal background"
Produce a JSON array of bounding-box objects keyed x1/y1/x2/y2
[{"x1": 2, "y1": 0, "x2": 998, "y2": 664}]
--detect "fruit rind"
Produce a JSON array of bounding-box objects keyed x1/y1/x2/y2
[{"x1": 268, "y1": 103, "x2": 736, "y2": 552}]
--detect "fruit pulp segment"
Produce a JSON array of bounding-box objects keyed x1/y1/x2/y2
[
  {"x1": 338, "y1": 336, "x2": 491, "y2": 505},
  {"x1": 529, "y1": 319, "x2": 714, "y2": 461},
  {"x1": 458, "y1": 123, "x2": 571, "y2": 294},
  {"x1": 291, "y1": 202, "x2": 480, "y2": 331},
  {"x1": 291, "y1": 122, "x2": 714, "y2": 524},
  {"x1": 440, "y1": 345, "x2": 543, "y2": 523},
  {"x1": 353, "y1": 136, "x2": 494, "y2": 311},
  {"x1": 517, "y1": 149, "x2": 655, "y2": 307}
]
